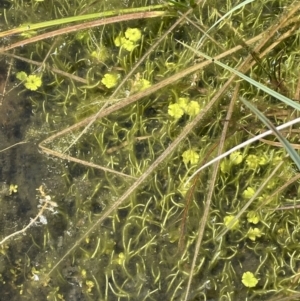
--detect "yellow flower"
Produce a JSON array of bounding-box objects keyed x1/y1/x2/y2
[
  {"x1": 266, "y1": 178, "x2": 277, "y2": 190},
  {"x1": 178, "y1": 181, "x2": 191, "y2": 196},
  {"x1": 24, "y1": 75, "x2": 42, "y2": 91},
  {"x1": 242, "y1": 271, "x2": 258, "y2": 288},
  {"x1": 16, "y1": 71, "x2": 28, "y2": 81},
  {"x1": 101, "y1": 73, "x2": 119, "y2": 89},
  {"x1": 139, "y1": 79, "x2": 151, "y2": 90},
  {"x1": 220, "y1": 159, "x2": 230, "y2": 174},
  {"x1": 116, "y1": 252, "x2": 125, "y2": 265},
  {"x1": 258, "y1": 155, "x2": 268, "y2": 165},
  {"x1": 242, "y1": 187, "x2": 255, "y2": 199},
  {"x1": 168, "y1": 103, "x2": 184, "y2": 119},
  {"x1": 182, "y1": 149, "x2": 199, "y2": 165},
  {"x1": 177, "y1": 97, "x2": 189, "y2": 111},
  {"x1": 247, "y1": 211, "x2": 260, "y2": 224},
  {"x1": 114, "y1": 36, "x2": 122, "y2": 47},
  {"x1": 114, "y1": 36, "x2": 135, "y2": 51},
  {"x1": 91, "y1": 46, "x2": 108, "y2": 62},
  {"x1": 120, "y1": 38, "x2": 135, "y2": 51},
  {"x1": 185, "y1": 100, "x2": 200, "y2": 117},
  {"x1": 230, "y1": 151, "x2": 243, "y2": 165},
  {"x1": 272, "y1": 155, "x2": 283, "y2": 165},
  {"x1": 125, "y1": 28, "x2": 142, "y2": 42},
  {"x1": 9, "y1": 184, "x2": 18, "y2": 195},
  {"x1": 257, "y1": 193, "x2": 268, "y2": 202},
  {"x1": 247, "y1": 227, "x2": 262, "y2": 241},
  {"x1": 246, "y1": 154, "x2": 268, "y2": 169},
  {"x1": 17, "y1": 72, "x2": 42, "y2": 91},
  {"x1": 86, "y1": 280, "x2": 94, "y2": 292},
  {"x1": 224, "y1": 215, "x2": 239, "y2": 230},
  {"x1": 132, "y1": 78, "x2": 151, "y2": 92}
]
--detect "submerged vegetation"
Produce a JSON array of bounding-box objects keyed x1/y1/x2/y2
[{"x1": 0, "y1": 0, "x2": 300, "y2": 300}]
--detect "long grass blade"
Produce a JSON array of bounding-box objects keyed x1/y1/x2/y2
[
  {"x1": 178, "y1": 41, "x2": 300, "y2": 112},
  {"x1": 240, "y1": 97, "x2": 300, "y2": 170}
]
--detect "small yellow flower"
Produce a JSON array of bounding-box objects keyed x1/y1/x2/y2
[
  {"x1": 114, "y1": 36, "x2": 122, "y2": 47},
  {"x1": 114, "y1": 28, "x2": 141, "y2": 52},
  {"x1": 178, "y1": 181, "x2": 191, "y2": 196},
  {"x1": 132, "y1": 78, "x2": 151, "y2": 92},
  {"x1": 86, "y1": 280, "x2": 94, "y2": 293},
  {"x1": 16, "y1": 71, "x2": 28, "y2": 81},
  {"x1": 116, "y1": 252, "x2": 125, "y2": 265},
  {"x1": 101, "y1": 73, "x2": 119, "y2": 89},
  {"x1": 266, "y1": 178, "x2": 277, "y2": 190},
  {"x1": 17, "y1": 72, "x2": 42, "y2": 91},
  {"x1": 9, "y1": 184, "x2": 18, "y2": 195},
  {"x1": 224, "y1": 215, "x2": 239, "y2": 230},
  {"x1": 220, "y1": 159, "x2": 230, "y2": 174},
  {"x1": 230, "y1": 151, "x2": 243, "y2": 165},
  {"x1": 258, "y1": 155, "x2": 268, "y2": 165},
  {"x1": 177, "y1": 97, "x2": 189, "y2": 111},
  {"x1": 121, "y1": 38, "x2": 135, "y2": 51},
  {"x1": 185, "y1": 100, "x2": 200, "y2": 117},
  {"x1": 165, "y1": 62, "x2": 176, "y2": 70},
  {"x1": 168, "y1": 103, "x2": 184, "y2": 119},
  {"x1": 24, "y1": 75, "x2": 42, "y2": 91},
  {"x1": 257, "y1": 193, "x2": 268, "y2": 202},
  {"x1": 243, "y1": 187, "x2": 255, "y2": 199},
  {"x1": 247, "y1": 227, "x2": 262, "y2": 241},
  {"x1": 140, "y1": 79, "x2": 151, "y2": 90},
  {"x1": 242, "y1": 271, "x2": 258, "y2": 288},
  {"x1": 182, "y1": 149, "x2": 199, "y2": 165},
  {"x1": 91, "y1": 46, "x2": 108, "y2": 62},
  {"x1": 246, "y1": 154, "x2": 259, "y2": 169},
  {"x1": 247, "y1": 211, "x2": 260, "y2": 224},
  {"x1": 272, "y1": 155, "x2": 283, "y2": 165},
  {"x1": 114, "y1": 36, "x2": 135, "y2": 51},
  {"x1": 125, "y1": 28, "x2": 142, "y2": 42}
]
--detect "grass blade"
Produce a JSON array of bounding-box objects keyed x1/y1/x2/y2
[{"x1": 240, "y1": 97, "x2": 300, "y2": 170}]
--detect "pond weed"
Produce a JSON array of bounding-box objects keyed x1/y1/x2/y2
[{"x1": 0, "y1": 0, "x2": 300, "y2": 300}]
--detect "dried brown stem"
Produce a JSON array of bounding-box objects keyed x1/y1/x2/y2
[{"x1": 0, "y1": 11, "x2": 167, "y2": 54}]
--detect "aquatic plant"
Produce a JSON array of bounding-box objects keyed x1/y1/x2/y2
[{"x1": 0, "y1": 0, "x2": 300, "y2": 300}]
